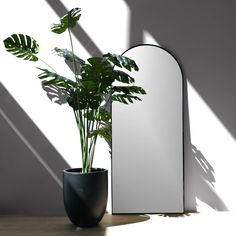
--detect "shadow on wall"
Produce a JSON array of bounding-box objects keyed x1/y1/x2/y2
[
  {"x1": 189, "y1": 144, "x2": 228, "y2": 211},
  {"x1": 125, "y1": 0, "x2": 236, "y2": 139},
  {"x1": 0, "y1": 83, "x2": 69, "y2": 215}
]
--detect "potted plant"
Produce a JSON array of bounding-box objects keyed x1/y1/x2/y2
[{"x1": 3, "y1": 8, "x2": 146, "y2": 227}]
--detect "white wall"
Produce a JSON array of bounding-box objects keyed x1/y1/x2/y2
[{"x1": 1, "y1": 0, "x2": 236, "y2": 213}]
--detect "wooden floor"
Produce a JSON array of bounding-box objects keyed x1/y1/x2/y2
[
  {"x1": 0, "y1": 214, "x2": 150, "y2": 236},
  {"x1": 0, "y1": 212, "x2": 236, "y2": 236}
]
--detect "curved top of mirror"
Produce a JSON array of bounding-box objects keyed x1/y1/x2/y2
[{"x1": 112, "y1": 44, "x2": 184, "y2": 214}]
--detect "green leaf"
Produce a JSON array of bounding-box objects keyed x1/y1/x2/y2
[
  {"x1": 112, "y1": 94, "x2": 141, "y2": 104},
  {"x1": 53, "y1": 47, "x2": 85, "y2": 65},
  {"x1": 84, "y1": 108, "x2": 111, "y2": 122},
  {"x1": 67, "y1": 87, "x2": 102, "y2": 110},
  {"x1": 4, "y1": 34, "x2": 39, "y2": 61},
  {"x1": 37, "y1": 68, "x2": 77, "y2": 89},
  {"x1": 112, "y1": 86, "x2": 146, "y2": 95},
  {"x1": 81, "y1": 57, "x2": 115, "y2": 92},
  {"x1": 67, "y1": 88, "x2": 86, "y2": 110},
  {"x1": 113, "y1": 70, "x2": 135, "y2": 84},
  {"x1": 88, "y1": 124, "x2": 112, "y2": 141},
  {"x1": 103, "y1": 53, "x2": 139, "y2": 71},
  {"x1": 89, "y1": 94, "x2": 102, "y2": 109},
  {"x1": 51, "y1": 8, "x2": 81, "y2": 34},
  {"x1": 112, "y1": 86, "x2": 146, "y2": 104}
]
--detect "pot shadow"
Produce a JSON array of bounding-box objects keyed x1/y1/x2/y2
[{"x1": 64, "y1": 214, "x2": 150, "y2": 236}]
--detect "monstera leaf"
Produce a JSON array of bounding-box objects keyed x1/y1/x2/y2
[
  {"x1": 81, "y1": 57, "x2": 115, "y2": 92},
  {"x1": 113, "y1": 70, "x2": 135, "y2": 84},
  {"x1": 84, "y1": 107, "x2": 112, "y2": 141},
  {"x1": 112, "y1": 86, "x2": 146, "y2": 95},
  {"x1": 112, "y1": 85, "x2": 146, "y2": 104},
  {"x1": 88, "y1": 123, "x2": 112, "y2": 141},
  {"x1": 53, "y1": 47, "x2": 85, "y2": 65},
  {"x1": 84, "y1": 108, "x2": 111, "y2": 122},
  {"x1": 37, "y1": 68, "x2": 77, "y2": 89},
  {"x1": 112, "y1": 94, "x2": 142, "y2": 104},
  {"x1": 3, "y1": 34, "x2": 39, "y2": 61},
  {"x1": 51, "y1": 8, "x2": 81, "y2": 34},
  {"x1": 67, "y1": 87, "x2": 102, "y2": 110},
  {"x1": 103, "y1": 53, "x2": 139, "y2": 71}
]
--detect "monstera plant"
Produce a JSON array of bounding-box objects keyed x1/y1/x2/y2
[
  {"x1": 3, "y1": 8, "x2": 145, "y2": 173},
  {"x1": 3, "y1": 8, "x2": 146, "y2": 227}
]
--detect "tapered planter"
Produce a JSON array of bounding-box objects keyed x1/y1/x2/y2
[{"x1": 63, "y1": 168, "x2": 108, "y2": 227}]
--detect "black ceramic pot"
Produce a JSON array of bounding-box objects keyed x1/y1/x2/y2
[{"x1": 63, "y1": 168, "x2": 108, "y2": 227}]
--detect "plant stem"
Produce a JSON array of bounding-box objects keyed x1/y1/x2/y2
[
  {"x1": 73, "y1": 109, "x2": 85, "y2": 167},
  {"x1": 68, "y1": 29, "x2": 79, "y2": 82},
  {"x1": 38, "y1": 58, "x2": 57, "y2": 72},
  {"x1": 80, "y1": 109, "x2": 87, "y2": 172},
  {"x1": 88, "y1": 122, "x2": 99, "y2": 171},
  {"x1": 68, "y1": 28, "x2": 86, "y2": 171}
]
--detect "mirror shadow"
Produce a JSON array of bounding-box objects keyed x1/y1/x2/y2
[{"x1": 0, "y1": 83, "x2": 69, "y2": 215}]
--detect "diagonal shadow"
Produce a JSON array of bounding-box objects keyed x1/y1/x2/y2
[
  {"x1": 45, "y1": 0, "x2": 102, "y2": 56},
  {"x1": 0, "y1": 83, "x2": 69, "y2": 215},
  {"x1": 125, "y1": 0, "x2": 236, "y2": 140}
]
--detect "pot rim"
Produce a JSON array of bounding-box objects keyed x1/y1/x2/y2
[{"x1": 63, "y1": 168, "x2": 107, "y2": 175}]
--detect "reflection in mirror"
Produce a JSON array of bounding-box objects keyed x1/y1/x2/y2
[{"x1": 112, "y1": 44, "x2": 184, "y2": 213}]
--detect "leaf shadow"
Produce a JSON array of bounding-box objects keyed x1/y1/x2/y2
[{"x1": 42, "y1": 83, "x2": 68, "y2": 105}]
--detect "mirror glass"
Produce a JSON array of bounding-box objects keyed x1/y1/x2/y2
[{"x1": 112, "y1": 44, "x2": 184, "y2": 213}]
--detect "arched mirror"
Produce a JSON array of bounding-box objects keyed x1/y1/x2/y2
[{"x1": 112, "y1": 44, "x2": 184, "y2": 213}]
